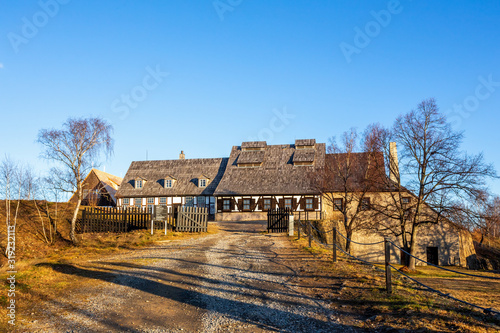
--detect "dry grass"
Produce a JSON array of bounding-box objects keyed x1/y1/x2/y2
[
  {"x1": 0, "y1": 219, "x2": 219, "y2": 332},
  {"x1": 289, "y1": 235, "x2": 500, "y2": 332}
]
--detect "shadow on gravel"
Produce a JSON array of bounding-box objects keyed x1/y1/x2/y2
[
  {"x1": 40, "y1": 262, "x2": 356, "y2": 332},
  {"x1": 216, "y1": 220, "x2": 268, "y2": 234}
]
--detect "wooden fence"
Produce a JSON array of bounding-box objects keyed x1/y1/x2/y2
[
  {"x1": 176, "y1": 206, "x2": 208, "y2": 232},
  {"x1": 78, "y1": 206, "x2": 208, "y2": 234},
  {"x1": 267, "y1": 208, "x2": 291, "y2": 233},
  {"x1": 78, "y1": 207, "x2": 153, "y2": 233}
]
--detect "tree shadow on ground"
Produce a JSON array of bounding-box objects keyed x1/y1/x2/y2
[{"x1": 38, "y1": 262, "x2": 356, "y2": 332}]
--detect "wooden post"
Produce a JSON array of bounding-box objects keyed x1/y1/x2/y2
[
  {"x1": 385, "y1": 238, "x2": 392, "y2": 294},
  {"x1": 298, "y1": 220, "x2": 301, "y2": 239},
  {"x1": 308, "y1": 221, "x2": 312, "y2": 248},
  {"x1": 332, "y1": 227, "x2": 337, "y2": 263}
]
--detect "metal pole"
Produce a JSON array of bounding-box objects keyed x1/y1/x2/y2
[
  {"x1": 332, "y1": 227, "x2": 337, "y2": 263},
  {"x1": 385, "y1": 238, "x2": 392, "y2": 294}
]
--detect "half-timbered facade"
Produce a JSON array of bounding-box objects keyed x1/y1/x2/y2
[{"x1": 213, "y1": 140, "x2": 325, "y2": 221}]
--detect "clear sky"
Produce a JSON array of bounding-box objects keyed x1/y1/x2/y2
[{"x1": 1, "y1": 0, "x2": 499, "y2": 196}]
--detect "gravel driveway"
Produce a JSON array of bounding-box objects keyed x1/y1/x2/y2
[{"x1": 21, "y1": 221, "x2": 360, "y2": 332}]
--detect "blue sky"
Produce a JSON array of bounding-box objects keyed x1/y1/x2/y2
[{"x1": 1, "y1": 0, "x2": 499, "y2": 196}]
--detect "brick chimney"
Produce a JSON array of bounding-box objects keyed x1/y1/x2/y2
[
  {"x1": 389, "y1": 142, "x2": 399, "y2": 183},
  {"x1": 179, "y1": 150, "x2": 185, "y2": 160}
]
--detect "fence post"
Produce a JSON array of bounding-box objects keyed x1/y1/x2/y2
[
  {"x1": 332, "y1": 227, "x2": 337, "y2": 263},
  {"x1": 308, "y1": 221, "x2": 312, "y2": 248},
  {"x1": 288, "y1": 213, "x2": 294, "y2": 237},
  {"x1": 151, "y1": 205, "x2": 154, "y2": 235},
  {"x1": 385, "y1": 238, "x2": 392, "y2": 294}
]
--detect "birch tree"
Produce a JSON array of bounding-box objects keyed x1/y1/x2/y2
[{"x1": 37, "y1": 117, "x2": 113, "y2": 244}]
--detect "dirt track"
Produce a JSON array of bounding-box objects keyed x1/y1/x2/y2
[{"x1": 20, "y1": 221, "x2": 363, "y2": 332}]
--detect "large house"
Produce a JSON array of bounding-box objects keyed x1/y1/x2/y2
[
  {"x1": 214, "y1": 140, "x2": 324, "y2": 221},
  {"x1": 115, "y1": 139, "x2": 476, "y2": 267},
  {"x1": 115, "y1": 155, "x2": 228, "y2": 216}
]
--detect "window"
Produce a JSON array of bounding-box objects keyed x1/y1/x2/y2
[
  {"x1": 135, "y1": 198, "x2": 142, "y2": 207},
  {"x1": 159, "y1": 197, "x2": 167, "y2": 205},
  {"x1": 360, "y1": 198, "x2": 371, "y2": 211},
  {"x1": 165, "y1": 179, "x2": 173, "y2": 188},
  {"x1": 263, "y1": 198, "x2": 272, "y2": 210},
  {"x1": 197, "y1": 196, "x2": 205, "y2": 207},
  {"x1": 223, "y1": 199, "x2": 231, "y2": 211},
  {"x1": 123, "y1": 198, "x2": 130, "y2": 206},
  {"x1": 305, "y1": 198, "x2": 314, "y2": 210},
  {"x1": 185, "y1": 196, "x2": 194, "y2": 207},
  {"x1": 136, "y1": 180, "x2": 143, "y2": 189},
  {"x1": 284, "y1": 198, "x2": 292, "y2": 210},
  {"x1": 147, "y1": 204, "x2": 153, "y2": 212},
  {"x1": 334, "y1": 198, "x2": 343, "y2": 211},
  {"x1": 243, "y1": 199, "x2": 251, "y2": 211},
  {"x1": 199, "y1": 179, "x2": 207, "y2": 188},
  {"x1": 402, "y1": 197, "x2": 410, "y2": 205},
  {"x1": 147, "y1": 197, "x2": 154, "y2": 204}
]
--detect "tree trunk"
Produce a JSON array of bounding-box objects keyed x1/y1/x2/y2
[
  {"x1": 70, "y1": 186, "x2": 82, "y2": 244},
  {"x1": 407, "y1": 226, "x2": 419, "y2": 270}
]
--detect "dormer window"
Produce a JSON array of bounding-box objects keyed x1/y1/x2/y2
[
  {"x1": 136, "y1": 179, "x2": 143, "y2": 189},
  {"x1": 199, "y1": 179, "x2": 207, "y2": 188},
  {"x1": 163, "y1": 176, "x2": 176, "y2": 188}
]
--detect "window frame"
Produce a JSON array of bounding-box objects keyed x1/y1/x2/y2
[
  {"x1": 136, "y1": 180, "x2": 143, "y2": 189},
  {"x1": 165, "y1": 179, "x2": 173, "y2": 188},
  {"x1": 223, "y1": 199, "x2": 231, "y2": 212},
  {"x1": 134, "y1": 198, "x2": 142, "y2": 207},
  {"x1": 199, "y1": 179, "x2": 207, "y2": 188},
  {"x1": 284, "y1": 198, "x2": 293, "y2": 210},
  {"x1": 305, "y1": 197, "x2": 314, "y2": 211},
  {"x1": 263, "y1": 198, "x2": 272, "y2": 211},
  {"x1": 243, "y1": 198, "x2": 251, "y2": 211},
  {"x1": 185, "y1": 196, "x2": 194, "y2": 207},
  {"x1": 333, "y1": 198, "x2": 343, "y2": 211},
  {"x1": 360, "y1": 198, "x2": 371, "y2": 211},
  {"x1": 123, "y1": 198, "x2": 130, "y2": 206},
  {"x1": 159, "y1": 197, "x2": 167, "y2": 205}
]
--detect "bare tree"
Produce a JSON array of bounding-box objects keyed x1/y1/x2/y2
[
  {"x1": 0, "y1": 157, "x2": 23, "y2": 256},
  {"x1": 37, "y1": 117, "x2": 113, "y2": 244},
  {"x1": 312, "y1": 127, "x2": 383, "y2": 253},
  {"x1": 369, "y1": 98, "x2": 496, "y2": 270},
  {"x1": 43, "y1": 175, "x2": 62, "y2": 236}
]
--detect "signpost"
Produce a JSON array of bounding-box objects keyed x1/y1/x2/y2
[{"x1": 152, "y1": 205, "x2": 169, "y2": 235}]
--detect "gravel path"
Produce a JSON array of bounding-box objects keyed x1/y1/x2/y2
[{"x1": 20, "y1": 221, "x2": 359, "y2": 332}]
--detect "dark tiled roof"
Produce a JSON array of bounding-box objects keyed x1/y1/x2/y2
[
  {"x1": 116, "y1": 158, "x2": 228, "y2": 198},
  {"x1": 295, "y1": 139, "x2": 316, "y2": 146},
  {"x1": 322, "y1": 152, "x2": 388, "y2": 192},
  {"x1": 215, "y1": 143, "x2": 325, "y2": 195}
]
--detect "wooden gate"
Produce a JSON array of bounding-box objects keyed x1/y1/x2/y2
[
  {"x1": 267, "y1": 208, "x2": 290, "y2": 233},
  {"x1": 176, "y1": 206, "x2": 208, "y2": 232}
]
